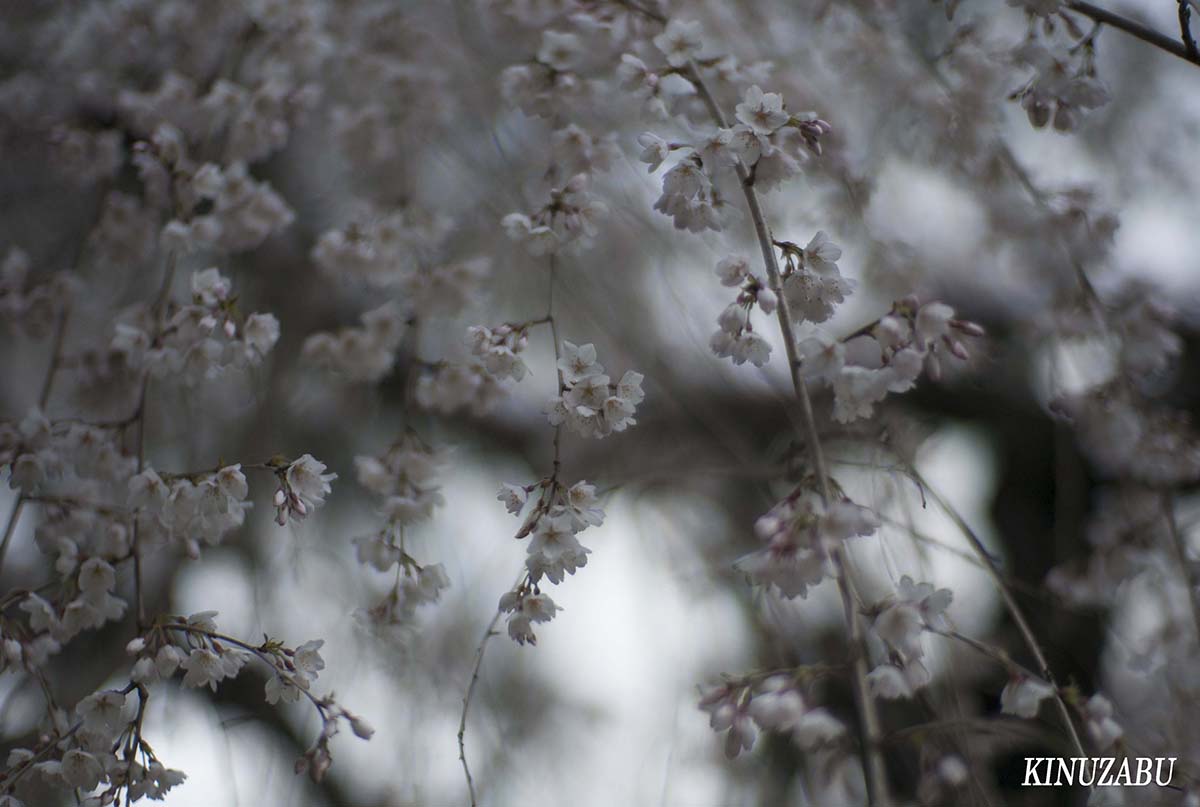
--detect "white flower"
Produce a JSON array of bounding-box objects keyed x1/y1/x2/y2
[
  {"x1": 155, "y1": 644, "x2": 186, "y2": 678},
  {"x1": 756, "y1": 288, "x2": 777, "y2": 314},
  {"x1": 60, "y1": 749, "x2": 104, "y2": 790},
  {"x1": 181, "y1": 648, "x2": 237, "y2": 691},
  {"x1": 915, "y1": 301, "x2": 955, "y2": 347},
  {"x1": 191, "y1": 267, "x2": 231, "y2": 306},
  {"x1": 128, "y1": 468, "x2": 169, "y2": 509},
  {"x1": 699, "y1": 687, "x2": 759, "y2": 759},
  {"x1": 636, "y1": 132, "x2": 669, "y2": 172},
  {"x1": 735, "y1": 85, "x2": 789, "y2": 136},
  {"x1": 617, "y1": 370, "x2": 644, "y2": 405},
  {"x1": 804, "y1": 231, "x2": 841, "y2": 266},
  {"x1": 293, "y1": 639, "x2": 325, "y2": 680},
  {"x1": 265, "y1": 674, "x2": 304, "y2": 704},
  {"x1": 798, "y1": 336, "x2": 844, "y2": 381},
  {"x1": 873, "y1": 603, "x2": 924, "y2": 661},
  {"x1": 559, "y1": 341, "x2": 603, "y2": 383},
  {"x1": 1083, "y1": 694, "x2": 1123, "y2": 749},
  {"x1": 498, "y1": 483, "x2": 528, "y2": 515},
  {"x1": 77, "y1": 558, "x2": 116, "y2": 595},
  {"x1": 285, "y1": 454, "x2": 337, "y2": 514},
  {"x1": 215, "y1": 464, "x2": 249, "y2": 501},
  {"x1": 500, "y1": 591, "x2": 562, "y2": 646},
  {"x1": 537, "y1": 30, "x2": 583, "y2": 72},
  {"x1": 1000, "y1": 675, "x2": 1055, "y2": 718},
  {"x1": 793, "y1": 708, "x2": 845, "y2": 749},
  {"x1": 732, "y1": 331, "x2": 772, "y2": 367},
  {"x1": 715, "y1": 255, "x2": 750, "y2": 287},
  {"x1": 896, "y1": 575, "x2": 953, "y2": 626},
  {"x1": 867, "y1": 664, "x2": 913, "y2": 700},
  {"x1": 747, "y1": 687, "x2": 805, "y2": 729},
  {"x1": 563, "y1": 481, "x2": 604, "y2": 528},
  {"x1": 832, "y1": 366, "x2": 891, "y2": 423},
  {"x1": 76, "y1": 689, "x2": 128, "y2": 737},
  {"x1": 653, "y1": 19, "x2": 704, "y2": 67},
  {"x1": 527, "y1": 514, "x2": 589, "y2": 584},
  {"x1": 243, "y1": 312, "x2": 280, "y2": 357}
]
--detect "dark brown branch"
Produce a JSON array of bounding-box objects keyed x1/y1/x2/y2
[
  {"x1": 1067, "y1": 1, "x2": 1200, "y2": 67},
  {"x1": 1183, "y1": 0, "x2": 1200, "y2": 58}
]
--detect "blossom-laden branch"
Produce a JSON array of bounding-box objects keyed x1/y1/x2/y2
[
  {"x1": 0, "y1": 612, "x2": 370, "y2": 805},
  {"x1": 457, "y1": 250, "x2": 644, "y2": 805}
]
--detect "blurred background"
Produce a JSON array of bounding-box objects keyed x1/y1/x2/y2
[{"x1": 2, "y1": 0, "x2": 1199, "y2": 805}]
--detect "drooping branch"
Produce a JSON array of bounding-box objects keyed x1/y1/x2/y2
[{"x1": 687, "y1": 62, "x2": 892, "y2": 807}]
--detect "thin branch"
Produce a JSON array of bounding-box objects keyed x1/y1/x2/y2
[
  {"x1": 907, "y1": 467, "x2": 1090, "y2": 761},
  {"x1": 130, "y1": 252, "x2": 178, "y2": 631},
  {"x1": 1180, "y1": 0, "x2": 1199, "y2": 58},
  {"x1": 38, "y1": 305, "x2": 70, "y2": 410},
  {"x1": 688, "y1": 64, "x2": 891, "y2": 807},
  {"x1": 459, "y1": 257, "x2": 565, "y2": 807},
  {"x1": 458, "y1": 609, "x2": 503, "y2": 807},
  {"x1": 1066, "y1": 1, "x2": 1200, "y2": 67},
  {"x1": 0, "y1": 303, "x2": 73, "y2": 576},
  {"x1": 1162, "y1": 493, "x2": 1200, "y2": 639}
]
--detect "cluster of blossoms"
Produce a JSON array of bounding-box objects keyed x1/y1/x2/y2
[
  {"x1": 639, "y1": 76, "x2": 832, "y2": 232},
  {"x1": 4, "y1": 685, "x2": 186, "y2": 804},
  {"x1": 710, "y1": 254, "x2": 776, "y2": 367},
  {"x1": 1048, "y1": 291, "x2": 1200, "y2": 485},
  {"x1": 499, "y1": 37, "x2": 590, "y2": 118},
  {"x1": 4, "y1": 409, "x2": 132, "y2": 495},
  {"x1": 705, "y1": 255, "x2": 772, "y2": 365},
  {"x1": 502, "y1": 173, "x2": 608, "y2": 256},
  {"x1": 735, "y1": 488, "x2": 880, "y2": 600},
  {"x1": 20, "y1": 557, "x2": 126, "y2": 650},
  {"x1": 117, "y1": 64, "x2": 321, "y2": 165},
  {"x1": 354, "y1": 434, "x2": 451, "y2": 630},
  {"x1": 302, "y1": 301, "x2": 407, "y2": 383},
  {"x1": 112, "y1": 267, "x2": 280, "y2": 384},
  {"x1": 158, "y1": 159, "x2": 296, "y2": 255},
  {"x1": 409, "y1": 321, "x2": 538, "y2": 416},
  {"x1": 865, "y1": 577, "x2": 953, "y2": 700},
  {"x1": 699, "y1": 671, "x2": 849, "y2": 760},
  {"x1": 128, "y1": 464, "x2": 251, "y2": 558},
  {"x1": 414, "y1": 361, "x2": 510, "y2": 416},
  {"x1": 271, "y1": 454, "x2": 337, "y2": 526},
  {"x1": 123, "y1": 123, "x2": 295, "y2": 255},
  {"x1": 467, "y1": 323, "x2": 532, "y2": 384},
  {"x1": 0, "y1": 1, "x2": 385, "y2": 799},
  {"x1": 311, "y1": 207, "x2": 448, "y2": 288},
  {"x1": 0, "y1": 248, "x2": 75, "y2": 336},
  {"x1": 774, "y1": 232, "x2": 853, "y2": 325},
  {"x1": 2, "y1": 608, "x2": 368, "y2": 804},
  {"x1": 1000, "y1": 675, "x2": 1124, "y2": 750},
  {"x1": 1006, "y1": 6, "x2": 1111, "y2": 133},
  {"x1": 495, "y1": 478, "x2": 605, "y2": 645},
  {"x1": 312, "y1": 207, "x2": 488, "y2": 312},
  {"x1": 547, "y1": 341, "x2": 644, "y2": 438},
  {"x1": 799, "y1": 295, "x2": 984, "y2": 423}
]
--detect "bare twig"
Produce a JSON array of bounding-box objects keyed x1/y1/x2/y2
[
  {"x1": 907, "y1": 468, "x2": 1090, "y2": 760},
  {"x1": 1066, "y1": 1, "x2": 1200, "y2": 67},
  {"x1": 1180, "y1": 0, "x2": 1199, "y2": 58},
  {"x1": 1162, "y1": 493, "x2": 1200, "y2": 639},
  {"x1": 0, "y1": 304, "x2": 73, "y2": 576},
  {"x1": 457, "y1": 609, "x2": 504, "y2": 807},
  {"x1": 131, "y1": 252, "x2": 178, "y2": 631}
]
